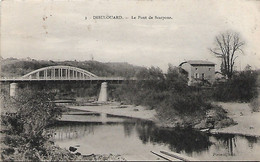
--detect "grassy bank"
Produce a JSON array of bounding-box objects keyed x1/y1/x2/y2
[{"x1": 0, "y1": 90, "x2": 125, "y2": 161}]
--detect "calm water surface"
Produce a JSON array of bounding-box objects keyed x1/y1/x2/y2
[{"x1": 50, "y1": 114, "x2": 260, "y2": 161}]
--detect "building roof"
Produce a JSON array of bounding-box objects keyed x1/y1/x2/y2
[{"x1": 179, "y1": 60, "x2": 215, "y2": 66}]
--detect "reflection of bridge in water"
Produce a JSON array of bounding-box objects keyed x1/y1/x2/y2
[{"x1": 51, "y1": 123, "x2": 97, "y2": 141}]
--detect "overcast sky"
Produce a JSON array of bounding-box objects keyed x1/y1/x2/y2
[{"x1": 1, "y1": 0, "x2": 260, "y2": 71}]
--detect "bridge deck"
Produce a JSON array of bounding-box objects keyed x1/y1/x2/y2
[{"x1": 0, "y1": 77, "x2": 135, "y2": 82}]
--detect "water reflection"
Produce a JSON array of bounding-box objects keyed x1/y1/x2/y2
[
  {"x1": 134, "y1": 122, "x2": 211, "y2": 154},
  {"x1": 51, "y1": 122, "x2": 101, "y2": 140},
  {"x1": 212, "y1": 134, "x2": 236, "y2": 156},
  {"x1": 211, "y1": 134, "x2": 259, "y2": 157},
  {"x1": 51, "y1": 120, "x2": 211, "y2": 154},
  {"x1": 50, "y1": 117, "x2": 260, "y2": 160},
  {"x1": 122, "y1": 122, "x2": 135, "y2": 137},
  {"x1": 245, "y1": 136, "x2": 258, "y2": 149}
]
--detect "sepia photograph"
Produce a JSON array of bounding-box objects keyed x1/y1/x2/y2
[{"x1": 0, "y1": 0, "x2": 260, "y2": 161}]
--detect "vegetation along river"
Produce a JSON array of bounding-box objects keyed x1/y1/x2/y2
[{"x1": 49, "y1": 112, "x2": 260, "y2": 161}]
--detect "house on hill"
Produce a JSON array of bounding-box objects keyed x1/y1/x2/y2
[{"x1": 179, "y1": 60, "x2": 215, "y2": 85}]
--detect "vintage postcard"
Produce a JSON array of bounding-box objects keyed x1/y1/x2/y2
[{"x1": 0, "y1": 0, "x2": 260, "y2": 161}]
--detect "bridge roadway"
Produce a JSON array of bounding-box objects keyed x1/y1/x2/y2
[
  {"x1": 0, "y1": 77, "x2": 136, "y2": 84},
  {"x1": 0, "y1": 65, "x2": 139, "y2": 84}
]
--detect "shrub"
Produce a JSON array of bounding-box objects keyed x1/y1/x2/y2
[
  {"x1": 112, "y1": 65, "x2": 214, "y2": 126},
  {"x1": 213, "y1": 70, "x2": 258, "y2": 102},
  {"x1": 1, "y1": 89, "x2": 62, "y2": 161},
  {"x1": 156, "y1": 91, "x2": 211, "y2": 125},
  {"x1": 110, "y1": 65, "x2": 235, "y2": 128}
]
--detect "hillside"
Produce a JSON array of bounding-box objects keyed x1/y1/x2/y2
[{"x1": 0, "y1": 58, "x2": 146, "y2": 78}]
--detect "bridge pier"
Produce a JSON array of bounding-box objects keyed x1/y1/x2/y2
[
  {"x1": 10, "y1": 83, "x2": 18, "y2": 97},
  {"x1": 98, "y1": 82, "x2": 108, "y2": 102}
]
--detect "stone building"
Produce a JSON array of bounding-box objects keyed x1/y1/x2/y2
[{"x1": 179, "y1": 60, "x2": 215, "y2": 85}]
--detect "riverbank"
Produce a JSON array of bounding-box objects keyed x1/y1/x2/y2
[
  {"x1": 63, "y1": 101, "x2": 260, "y2": 137},
  {"x1": 53, "y1": 106, "x2": 260, "y2": 161},
  {"x1": 0, "y1": 136, "x2": 126, "y2": 161},
  {"x1": 61, "y1": 102, "x2": 234, "y2": 130},
  {"x1": 210, "y1": 102, "x2": 260, "y2": 137},
  {"x1": 62, "y1": 102, "x2": 235, "y2": 129},
  {"x1": 54, "y1": 102, "x2": 260, "y2": 161},
  {"x1": 63, "y1": 103, "x2": 157, "y2": 122}
]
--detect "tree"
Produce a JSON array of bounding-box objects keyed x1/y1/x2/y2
[
  {"x1": 244, "y1": 64, "x2": 252, "y2": 71},
  {"x1": 166, "y1": 64, "x2": 188, "y2": 92},
  {"x1": 1, "y1": 89, "x2": 62, "y2": 160},
  {"x1": 210, "y1": 31, "x2": 245, "y2": 79}
]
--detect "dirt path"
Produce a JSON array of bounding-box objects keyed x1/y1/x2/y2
[{"x1": 211, "y1": 102, "x2": 260, "y2": 137}]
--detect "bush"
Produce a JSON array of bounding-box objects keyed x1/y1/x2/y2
[
  {"x1": 213, "y1": 70, "x2": 258, "y2": 102},
  {"x1": 112, "y1": 66, "x2": 219, "y2": 127},
  {"x1": 1, "y1": 89, "x2": 62, "y2": 161}
]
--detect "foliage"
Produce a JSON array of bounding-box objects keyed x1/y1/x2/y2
[
  {"x1": 165, "y1": 64, "x2": 189, "y2": 93},
  {"x1": 158, "y1": 92, "x2": 211, "y2": 115},
  {"x1": 212, "y1": 69, "x2": 258, "y2": 102},
  {"x1": 1, "y1": 89, "x2": 62, "y2": 161},
  {"x1": 0, "y1": 58, "x2": 144, "y2": 78},
  {"x1": 111, "y1": 65, "x2": 236, "y2": 128},
  {"x1": 112, "y1": 65, "x2": 220, "y2": 127},
  {"x1": 0, "y1": 89, "x2": 126, "y2": 161}
]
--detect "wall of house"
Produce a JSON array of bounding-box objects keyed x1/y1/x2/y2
[
  {"x1": 180, "y1": 63, "x2": 192, "y2": 85},
  {"x1": 190, "y1": 65, "x2": 215, "y2": 84}
]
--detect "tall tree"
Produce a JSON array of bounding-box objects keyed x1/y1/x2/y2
[{"x1": 210, "y1": 31, "x2": 245, "y2": 79}]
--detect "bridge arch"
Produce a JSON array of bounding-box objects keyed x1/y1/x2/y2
[{"x1": 22, "y1": 65, "x2": 98, "y2": 80}]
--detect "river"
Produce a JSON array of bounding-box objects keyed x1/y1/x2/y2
[{"x1": 49, "y1": 112, "x2": 260, "y2": 161}]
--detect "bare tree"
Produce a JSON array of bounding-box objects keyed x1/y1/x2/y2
[{"x1": 210, "y1": 31, "x2": 245, "y2": 79}]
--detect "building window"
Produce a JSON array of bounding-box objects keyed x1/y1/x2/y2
[
  {"x1": 195, "y1": 73, "x2": 199, "y2": 78},
  {"x1": 195, "y1": 68, "x2": 198, "y2": 71},
  {"x1": 209, "y1": 68, "x2": 211, "y2": 71}
]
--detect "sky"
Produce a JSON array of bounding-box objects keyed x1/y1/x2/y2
[{"x1": 1, "y1": 0, "x2": 260, "y2": 72}]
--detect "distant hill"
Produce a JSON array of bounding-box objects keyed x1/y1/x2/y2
[{"x1": 0, "y1": 58, "x2": 146, "y2": 78}]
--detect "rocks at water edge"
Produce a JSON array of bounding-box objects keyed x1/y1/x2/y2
[
  {"x1": 69, "y1": 146, "x2": 77, "y2": 152},
  {"x1": 75, "y1": 152, "x2": 81, "y2": 156}
]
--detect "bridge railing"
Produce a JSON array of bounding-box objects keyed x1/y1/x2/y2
[{"x1": 0, "y1": 76, "x2": 137, "y2": 81}]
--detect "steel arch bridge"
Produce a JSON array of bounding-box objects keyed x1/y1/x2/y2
[
  {"x1": 22, "y1": 65, "x2": 98, "y2": 80},
  {"x1": 0, "y1": 65, "x2": 133, "y2": 83}
]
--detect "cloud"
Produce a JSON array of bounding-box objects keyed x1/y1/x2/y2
[{"x1": 1, "y1": 0, "x2": 260, "y2": 71}]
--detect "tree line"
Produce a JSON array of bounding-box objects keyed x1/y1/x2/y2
[{"x1": 0, "y1": 58, "x2": 145, "y2": 78}]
